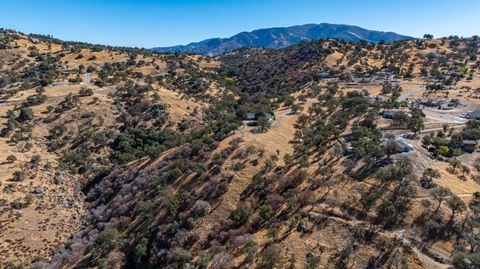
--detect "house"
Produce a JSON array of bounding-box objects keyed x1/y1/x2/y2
[
  {"x1": 418, "y1": 98, "x2": 445, "y2": 107},
  {"x1": 318, "y1": 72, "x2": 332, "y2": 79},
  {"x1": 381, "y1": 111, "x2": 396, "y2": 119},
  {"x1": 463, "y1": 140, "x2": 477, "y2": 153},
  {"x1": 245, "y1": 113, "x2": 256, "y2": 120},
  {"x1": 380, "y1": 138, "x2": 414, "y2": 153},
  {"x1": 395, "y1": 138, "x2": 414, "y2": 152},
  {"x1": 380, "y1": 110, "x2": 403, "y2": 120},
  {"x1": 466, "y1": 110, "x2": 480, "y2": 120},
  {"x1": 439, "y1": 104, "x2": 453, "y2": 110},
  {"x1": 244, "y1": 112, "x2": 275, "y2": 121}
]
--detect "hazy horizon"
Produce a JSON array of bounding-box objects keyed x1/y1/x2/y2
[{"x1": 1, "y1": 0, "x2": 479, "y2": 48}]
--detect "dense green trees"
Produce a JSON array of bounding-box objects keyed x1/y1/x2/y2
[{"x1": 220, "y1": 40, "x2": 333, "y2": 98}]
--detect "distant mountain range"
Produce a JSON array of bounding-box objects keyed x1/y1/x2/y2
[{"x1": 152, "y1": 23, "x2": 415, "y2": 56}]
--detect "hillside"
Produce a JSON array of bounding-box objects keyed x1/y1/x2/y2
[
  {"x1": 152, "y1": 23, "x2": 414, "y2": 56},
  {"x1": 1, "y1": 28, "x2": 480, "y2": 269}
]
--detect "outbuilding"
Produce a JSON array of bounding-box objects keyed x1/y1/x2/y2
[
  {"x1": 318, "y1": 72, "x2": 332, "y2": 79},
  {"x1": 245, "y1": 113, "x2": 256, "y2": 120},
  {"x1": 380, "y1": 110, "x2": 404, "y2": 120},
  {"x1": 466, "y1": 110, "x2": 480, "y2": 120},
  {"x1": 380, "y1": 138, "x2": 414, "y2": 153},
  {"x1": 463, "y1": 140, "x2": 477, "y2": 153},
  {"x1": 244, "y1": 112, "x2": 275, "y2": 121},
  {"x1": 395, "y1": 138, "x2": 414, "y2": 152}
]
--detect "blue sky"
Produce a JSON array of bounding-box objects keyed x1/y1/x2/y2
[{"x1": 1, "y1": 0, "x2": 479, "y2": 48}]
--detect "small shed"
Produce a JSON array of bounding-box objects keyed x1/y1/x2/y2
[
  {"x1": 245, "y1": 113, "x2": 256, "y2": 120},
  {"x1": 463, "y1": 140, "x2": 477, "y2": 153},
  {"x1": 380, "y1": 111, "x2": 403, "y2": 120},
  {"x1": 419, "y1": 99, "x2": 445, "y2": 107},
  {"x1": 395, "y1": 138, "x2": 414, "y2": 152},
  {"x1": 466, "y1": 111, "x2": 480, "y2": 120},
  {"x1": 318, "y1": 72, "x2": 332, "y2": 79},
  {"x1": 380, "y1": 138, "x2": 413, "y2": 153},
  {"x1": 244, "y1": 112, "x2": 275, "y2": 121}
]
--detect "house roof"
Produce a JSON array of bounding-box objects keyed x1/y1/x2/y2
[
  {"x1": 382, "y1": 110, "x2": 403, "y2": 116},
  {"x1": 463, "y1": 140, "x2": 477, "y2": 145},
  {"x1": 466, "y1": 111, "x2": 480, "y2": 119},
  {"x1": 246, "y1": 113, "x2": 256, "y2": 119},
  {"x1": 395, "y1": 138, "x2": 411, "y2": 147}
]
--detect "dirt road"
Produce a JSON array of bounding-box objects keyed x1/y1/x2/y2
[
  {"x1": 398, "y1": 85, "x2": 425, "y2": 102},
  {"x1": 423, "y1": 108, "x2": 467, "y2": 124},
  {"x1": 0, "y1": 86, "x2": 116, "y2": 107}
]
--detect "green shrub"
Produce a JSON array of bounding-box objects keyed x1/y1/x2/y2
[
  {"x1": 160, "y1": 189, "x2": 179, "y2": 216},
  {"x1": 439, "y1": 146, "x2": 449, "y2": 156},
  {"x1": 134, "y1": 238, "x2": 148, "y2": 264},
  {"x1": 259, "y1": 205, "x2": 273, "y2": 220},
  {"x1": 165, "y1": 168, "x2": 182, "y2": 182},
  {"x1": 234, "y1": 207, "x2": 252, "y2": 224},
  {"x1": 259, "y1": 245, "x2": 281, "y2": 269},
  {"x1": 95, "y1": 229, "x2": 121, "y2": 256}
]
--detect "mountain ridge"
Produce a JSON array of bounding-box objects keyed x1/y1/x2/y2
[{"x1": 152, "y1": 23, "x2": 415, "y2": 55}]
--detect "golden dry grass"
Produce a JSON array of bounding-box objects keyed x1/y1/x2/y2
[{"x1": 433, "y1": 162, "x2": 480, "y2": 196}]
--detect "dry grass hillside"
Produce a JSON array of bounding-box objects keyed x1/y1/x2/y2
[{"x1": 0, "y1": 29, "x2": 216, "y2": 267}]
